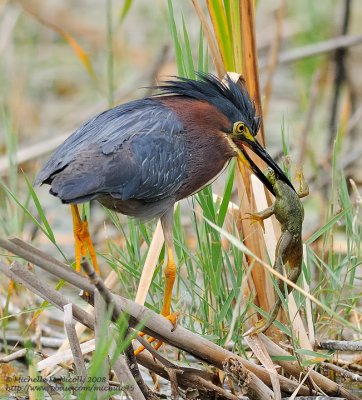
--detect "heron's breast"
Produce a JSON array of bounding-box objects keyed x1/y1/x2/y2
[{"x1": 175, "y1": 132, "x2": 235, "y2": 199}]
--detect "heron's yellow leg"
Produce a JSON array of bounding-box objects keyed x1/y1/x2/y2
[
  {"x1": 71, "y1": 204, "x2": 99, "y2": 273},
  {"x1": 134, "y1": 209, "x2": 178, "y2": 356},
  {"x1": 161, "y1": 247, "x2": 176, "y2": 317},
  {"x1": 134, "y1": 250, "x2": 179, "y2": 354}
]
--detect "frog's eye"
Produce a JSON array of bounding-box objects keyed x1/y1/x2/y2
[{"x1": 233, "y1": 122, "x2": 245, "y2": 134}]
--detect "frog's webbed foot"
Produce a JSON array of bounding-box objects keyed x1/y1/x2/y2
[
  {"x1": 243, "y1": 299, "x2": 281, "y2": 336},
  {"x1": 244, "y1": 206, "x2": 274, "y2": 233},
  {"x1": 243, "y1": 318, "x2": 270, "y2": 336},
  {"x1": 295, "y1": 169, "x2": 309, "y2": 198},
  {"x1": 244, "y1": 212, "x2": 266, "y2": 233}
]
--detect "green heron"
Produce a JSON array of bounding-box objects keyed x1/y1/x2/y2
[{"x1": 35, "y1": 73, "x2": 292, "y2": 350}]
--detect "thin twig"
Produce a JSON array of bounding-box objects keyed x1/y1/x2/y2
[
  {"x1": 109, "y1": 337, "x2": 146, "y2": 400},
  {"x1": 63, "y1": 303, "x2": 87, "y2": 380},
  {"x1": 345, "y1": 103, "x2": 362, "y2": 134},
  {"x1": 0, "y1": 348, "x2": 27, "y2": 362},
  {"x1": 335, "y1": 359, "x2": 362, "y2": 373},
  {"x1": 9, "y1": 237, "x2": 69, "y2": 268},
  {"x1": 0, "y1": 238, "x2": 94, "y2": 292},
  {"x1": 3, "y1": 262, "x2": 94, "y2": 329},
  {"x1": 322, "y1": 362, "x2": 362, "y2": 383},
  {"x1": 289, "y1": 365, "x2": 314, "y2": 400},
  {"x1": 259, "y1": 33, "x2": 362, "y2": 69},
  {"x1": 310, "y1": 138, "x2": 362, "y2": 191},
  {"x1": 38, "y1": 340, "x2": 95, "y2": 371},
  {"x1": 317, "y1": 340, "x2": 362, "y2": 352},
  {"x1": 56, "y1": 270, "x2": 119, "y2": 349},
  {"x1": 328, "y1": 0, "x2": 352, "y2": 147},
  {"x1": 0, "y1": 334, "x2": 64, "y2": 349}
]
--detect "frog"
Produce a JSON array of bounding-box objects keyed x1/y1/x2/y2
[{"x1": 244, "y1": 167, "x2": 309, "y2": 336}]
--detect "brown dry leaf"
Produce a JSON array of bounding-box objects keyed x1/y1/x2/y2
[{"x1": 61, "y1": 31, "x2": 96, "y2": 80}]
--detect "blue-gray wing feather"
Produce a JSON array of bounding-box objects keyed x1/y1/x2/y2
[{"x1": 36, "y1": 98, "x2": 187, "y2": 203}]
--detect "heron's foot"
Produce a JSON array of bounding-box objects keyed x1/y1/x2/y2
[
  {"x1": 244, "y1": 212, "x2": 266, "y2": 233},
  {"x1": 72, "y1": 205, "x2": 99, "y2": 273},
  {"x1": 134, "y1": 311, "x2": 179, "y2": 356}
]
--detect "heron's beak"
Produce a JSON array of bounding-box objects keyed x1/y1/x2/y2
[{"x1": 235, "y1": 138, "x2": 294, "y2": 195}]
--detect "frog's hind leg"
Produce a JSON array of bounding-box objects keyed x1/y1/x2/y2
[
  {"x1": 286, "y1": 243, "x2": 303, "y2": 293},
  {"x1": 244, "y1": 232, "x2": 293, "y2": 336},
  {"x1": 258, "y1": 243, "x2": 303, "y2": 333}
]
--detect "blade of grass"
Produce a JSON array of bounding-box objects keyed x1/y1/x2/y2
[
  {"x1": 198, "y1": 25, "x2": 205, "y2": 73},
  {"x1": 168, "y1": 0, "x2": 186, "y2": 77},
  {"x1": 24, "y1": 175, "x2": 55, "y2": 243},
  {"x1": 182, "y1": 15, "x2": 196, "y2": 79},
  {"x1": 305, "y1": 207, "x2": 351, "y2": 245},
  {"x1": 217, "y1": 160, "x2": 235, "y2": 227},
  {"x1": 206, "y1": 0, "x2": 234, "y2": 70},
  {"x1": 119, "y1": 0, "x2": 133, "y2": 22},
  {"x1": 192, "y1": 0, "x2": 225, "y2": 76},
  {"x1": 229, "y1": 0, "x2": 242, "y2": 72},
  {"x1": 2, "y1": 183, "x2": 54, "y2": 242}
]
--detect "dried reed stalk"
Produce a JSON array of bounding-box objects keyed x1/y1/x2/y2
[{"x1": 63, "y1": 303, "x2": 87, "y2": 379}]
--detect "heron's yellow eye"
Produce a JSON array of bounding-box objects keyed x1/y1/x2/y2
[{"x1": 234, "y1": 122, "x2": 245, "y2": 134}]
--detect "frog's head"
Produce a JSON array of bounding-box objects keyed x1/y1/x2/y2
[{"x1": 264, "y1": 167, "x2": 276, "y2": 186}]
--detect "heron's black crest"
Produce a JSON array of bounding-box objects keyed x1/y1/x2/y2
[{"x1": 154, "y1": 73, "x2": 261, "y2": 135}]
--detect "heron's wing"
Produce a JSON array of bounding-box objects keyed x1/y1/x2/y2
[
  {"x1": 36, "y1": 99, "x2": 187, "y2": 203},
  {"x1": 35, "y1": 99, "x2": 179, "y2": 185}
]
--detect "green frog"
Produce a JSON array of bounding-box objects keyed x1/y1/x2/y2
[{"x1": 245, "y1": 167, "x2": 309, "y2": 335}]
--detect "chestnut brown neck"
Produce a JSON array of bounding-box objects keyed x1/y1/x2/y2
[{"x1": 160, "y1": 97, "x2": 236, "y2": 200}]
